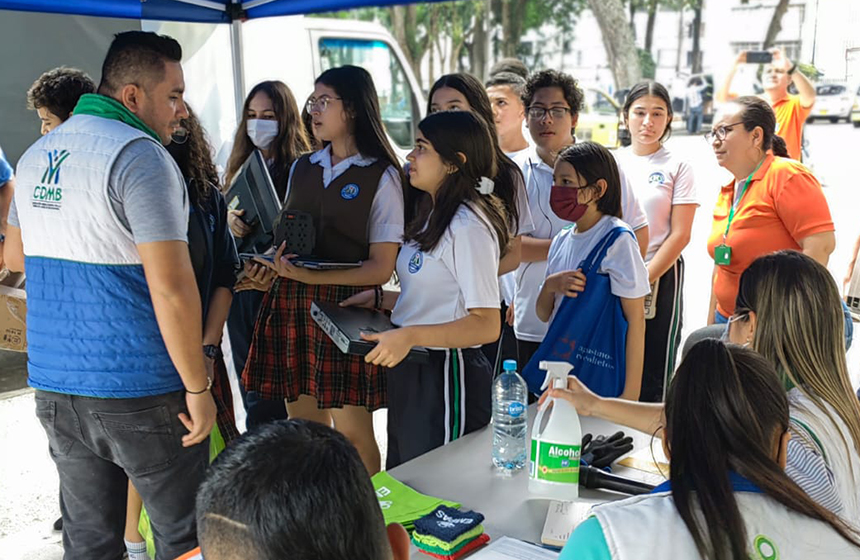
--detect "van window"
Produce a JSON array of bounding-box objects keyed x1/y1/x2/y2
[{"x1": 319, "y1": 37, "x2": 415, "y2": 149}]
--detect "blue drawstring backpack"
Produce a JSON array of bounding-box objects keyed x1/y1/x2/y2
[{"x1": 522, "y1": 226, "x2": 633, "y2": 397}]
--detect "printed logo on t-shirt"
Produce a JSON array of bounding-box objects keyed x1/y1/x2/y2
[
  {"x1": 408, "y1": 251, "x2": 423, "y2": 274},
  {"x1": 648, "y1": 171, "x2": 666, "y2": 186},
  {"x1": 341, "y1": 183, "x2": 360, "y2": 200}
]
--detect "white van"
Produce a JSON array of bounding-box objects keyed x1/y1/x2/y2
[{"x1": 145, "y1": 16, "x2": 425, "y2": 163}]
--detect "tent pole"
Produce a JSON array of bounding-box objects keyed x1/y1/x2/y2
[{"x1": 229, "y1": 17, "x2": 246, "y2": 122}]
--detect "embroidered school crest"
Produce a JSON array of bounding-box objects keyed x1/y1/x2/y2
[
  {"x1": 408, "y1": 251, "x2": 423, "y2": 274},
  {"x1": 341, "y1": 183, "x2": 360, "y2": 200}
]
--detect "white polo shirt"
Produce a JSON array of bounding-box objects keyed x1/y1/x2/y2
[
  {"x1": 513, "y1": 146, "x2": 648, "y2": 342},
  {"x1": 391, "y1": 203, "x2": 501, "y2": 345}
]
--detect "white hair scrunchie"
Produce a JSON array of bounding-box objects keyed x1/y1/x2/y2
[{"x1": 475, "y1": 176, "x2": 495, "y2": 195}]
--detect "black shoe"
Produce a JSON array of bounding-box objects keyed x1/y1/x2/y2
[{"x1": 53, "y1": 516, "x2": 63, "y2": 532}]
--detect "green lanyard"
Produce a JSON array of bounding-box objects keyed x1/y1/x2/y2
[{"x1": 723, "y1": 158, "x2": 765, "y2": 240}]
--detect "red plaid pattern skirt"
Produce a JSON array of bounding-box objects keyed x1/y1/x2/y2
[
  {"x1": 212, "y1": 356, "x2": 239, "y2": 443},
  {"x1": 241, "y1": 278, "x2": 386, "y2": 411}
]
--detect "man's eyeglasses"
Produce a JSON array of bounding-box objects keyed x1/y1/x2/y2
[
  {"x1": 703, "y1": 121, "x2": 745, "y2": 143},
  {"x1": 306, "y1": 96, "x2": 342, "y2": 113},
  {"x1": 527, "y1": 106, "x2": 572, "y2": 120}
]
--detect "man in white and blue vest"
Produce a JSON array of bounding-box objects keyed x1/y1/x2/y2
[{"x1": 4, "y1": 32, "x2": 215, "y2": 559}]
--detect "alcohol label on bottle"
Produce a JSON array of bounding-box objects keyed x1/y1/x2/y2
[{"x1": 530, "y1": 439, "x2": 581, "y2": 484}]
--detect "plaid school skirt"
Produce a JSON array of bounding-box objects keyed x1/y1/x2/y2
[
  {"x1": 212, "y1": 356, "x2": 239, "y2": 443},
  {"x1": 241, "y1": 278, "x2": 387, "y2": 411}
]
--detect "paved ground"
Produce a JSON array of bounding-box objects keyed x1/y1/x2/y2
[{"x1": 1, "y1": 122, "x2": 859, "y2": 559}]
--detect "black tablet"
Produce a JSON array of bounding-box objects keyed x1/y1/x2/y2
[{"x1": 225, "y1": 150, "x2": 282, "y2": 253}]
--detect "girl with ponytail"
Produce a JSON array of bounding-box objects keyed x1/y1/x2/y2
[{"x1": 561, "y1": 339, "x2": 860, "y2": 560}]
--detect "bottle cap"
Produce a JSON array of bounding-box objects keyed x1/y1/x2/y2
[{"x1": 502, "y1": 359, "x2": 517, "y2": 372}]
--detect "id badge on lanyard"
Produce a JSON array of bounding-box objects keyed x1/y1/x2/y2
[{"x1": 715, "y1": 160, "x2": 763, "y2": 267}]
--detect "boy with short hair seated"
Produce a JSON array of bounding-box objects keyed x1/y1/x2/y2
[{"x1": 178, "y1": 419, "x2": 411, "y2": 560}]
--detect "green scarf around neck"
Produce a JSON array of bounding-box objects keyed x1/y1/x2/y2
[{"x1": 73, "y1": 94, "x2": 161, "y2": 142}]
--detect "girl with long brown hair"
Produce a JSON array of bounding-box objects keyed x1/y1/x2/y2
[{"x1": 224, "y1": 81, "x2": 310, "y2": 428}]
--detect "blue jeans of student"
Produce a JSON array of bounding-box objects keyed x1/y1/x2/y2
[
  {"x1": 35, "y1": 390, "x2": 208, "y2": 560},
  {"x1": 687, "y1": 106, "x2": 703, "y2": 134}
]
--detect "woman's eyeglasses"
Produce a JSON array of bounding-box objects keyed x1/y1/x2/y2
[{"x1": 703, "y1": 121, "x2": 745, "y2": 143}]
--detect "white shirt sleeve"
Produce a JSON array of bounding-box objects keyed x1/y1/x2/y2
[
  {"x1": 672, "y1": 160, "x2": 699, "y2": 206},
  {"x1": 599, "y1": 231, "x2": 651, "y2": 299},
  {"x1": 515, "y1": 173, "x2": 536, "y2": 236},
  {"x1": 368, "y1": 165, "x2": 405, "y2": 244},
  {"x1": 619, "y1": 167, "x2": 648, "y2": 231},
  {"x1": 451, "y1": 217, "x2": 501, "y2": 310}
]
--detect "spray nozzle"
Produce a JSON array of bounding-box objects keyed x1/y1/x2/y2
[{"x1": 539, "y1": 361, "x2": 574, "y2": 391}]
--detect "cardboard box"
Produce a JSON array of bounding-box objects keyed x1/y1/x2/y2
[{"x1": 0, "y1": 285, "x2": 27, "y2": 352}]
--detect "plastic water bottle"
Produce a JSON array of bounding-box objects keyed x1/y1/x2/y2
[{"x1": 492, "y1": 359, "x2": 528, "y2": 472}]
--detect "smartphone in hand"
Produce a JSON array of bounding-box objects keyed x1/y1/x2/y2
[{"x1": 745, "y1": 51, "x2": 773, "y2": 64}]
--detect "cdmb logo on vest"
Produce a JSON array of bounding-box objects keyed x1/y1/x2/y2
[{"x1": 33, "y1": 149, "x2": 69, "y2": 210}]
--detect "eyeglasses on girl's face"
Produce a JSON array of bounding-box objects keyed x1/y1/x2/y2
[{"x1": 306, "y1": 96, "x2": 342, "y2": 113}]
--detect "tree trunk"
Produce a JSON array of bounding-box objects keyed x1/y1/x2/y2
[
  {"x1": 644, "y1": 0, "x2": 658, "y2": 53},
  {"x1": 470, "y1": 0, "x2": 489, "y2": 79},
  {"x1": 691, "y1": 0, "x2": 702, "y2": 73},
  {"x1": 763, "y1": 0, "x2": 791, "y2": 49},
  {"x1": 389, "y1": 5, "x2": 427, "y2": 88},
  {"x1": 629, "y1": 0, "x2": 637, "y2": 40},
  {"x1": 501, "y1": 0, "x2": 526, "y2": 58},
  {"x1": 588, "y1": 0, "x2": 642, "y2": 89}
]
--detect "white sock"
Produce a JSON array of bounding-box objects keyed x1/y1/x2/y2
[{"x1": 125, "y1": 539, "x2": 149, "y2": 560}]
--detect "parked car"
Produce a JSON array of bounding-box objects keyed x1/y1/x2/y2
[
  {"x1": 808, "y1": 84, "x2": 853, "y2": 123},
  {"x1": 577, "y1": 88, "x2": 624, "y2": 148},
  {"x1": 851, "y1": 85, "x2": 860, "y2": 128}
]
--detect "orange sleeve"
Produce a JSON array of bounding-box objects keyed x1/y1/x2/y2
[
  {"x1": 794, "y1": 95, "x2": 813, "y2": 121},
  {"x1": 772, "y1": 171, "x2": 834, "y2": 242}
]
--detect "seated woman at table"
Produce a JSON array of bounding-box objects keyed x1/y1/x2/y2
[
  {"x1": 341, "y1": 110, "x2": 509, "y2": 468},
  {"x1": 547, "y1": 251, "x2": 860, "y2": 523},
  {"x1": 560, "y1": 339, "x2": 860, "y2": 560}
]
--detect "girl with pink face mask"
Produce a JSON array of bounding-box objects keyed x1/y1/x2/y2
[{"x1": 534, "y1": 142, "x2": 649, "y2": 401}]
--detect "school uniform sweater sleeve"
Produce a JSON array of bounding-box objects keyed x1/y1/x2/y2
[{"x1": 560, "y1": 517, "x2": 613, "y2": 560}]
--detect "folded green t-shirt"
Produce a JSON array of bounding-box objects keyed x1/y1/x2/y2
[
  {"x1": 372, "y1": 472, "x2": 461, "y2": 528},
  {"x1": 413, "y1": 525, "x2": 485, "y2": 551}
]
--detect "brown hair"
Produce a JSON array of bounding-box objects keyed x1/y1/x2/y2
[
  {"x1": 224, "y1": 81, "x2": 310, "y2": 199},
  {"x1": 27, "y1": 67, "x2": 95, "y2": 119}
]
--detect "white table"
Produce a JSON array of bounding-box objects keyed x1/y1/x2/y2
[{"x1": 388, "y1": 406, "x2": 664, "y2": 555}]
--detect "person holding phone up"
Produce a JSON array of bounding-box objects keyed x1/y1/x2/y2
[{"x1": 716, "y1": 48, "x2": 815, "y2": 161}]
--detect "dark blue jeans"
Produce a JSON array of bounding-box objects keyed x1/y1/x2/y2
[{"x1": 35, "y1": 390, "x2": 208, "y2": 560}]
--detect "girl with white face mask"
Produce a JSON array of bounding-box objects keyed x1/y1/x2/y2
[{"x1": 223, "y1": 81, "x2": 311, "y2": 429}]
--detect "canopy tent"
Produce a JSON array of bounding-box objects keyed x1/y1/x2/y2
[
  {"x1": 0, "y1": 0, "x2": 430, "y2": 124},
  {"x1": 0, "y1": 0, "x2": 417, "y2": 23}
]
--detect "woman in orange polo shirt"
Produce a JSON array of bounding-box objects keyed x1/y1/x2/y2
[{"x1": 706, "y1": 96, "x2": 834, "y2": 324}]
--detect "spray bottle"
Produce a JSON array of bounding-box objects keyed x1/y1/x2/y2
[{"x1": 528, "y1": 361, "x2": 582, "y2": 500}]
